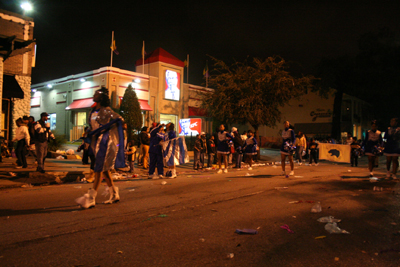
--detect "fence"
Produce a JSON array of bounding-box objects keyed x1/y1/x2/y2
[{"x1": 70, "y1": 126, "x2": 85, "y2": 142}]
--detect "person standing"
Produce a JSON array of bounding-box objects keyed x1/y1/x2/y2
[
  {"x1": 295, "y1": 131, "x2": 306, "y2": 165},
  {"x1": 243, "y1": 130, "x2": 257, "y2": 170},
  {"x1": 280, "y1": 121, "x2": 295, "y2": 176},
  {"x1": 216, "y1": 124, "x2": 233, "y2": 174},
  {"x1": 165, "y1": 123, "x2": 177, "y2": 178},
  {"x1": 12, "y1": 118, "x2": 30, "y2": 169},
  {"x1": 193, "y1": 134, "x2": 202, "y2": 170},
  {"x1": 362, "y1": 121, "x2": 383, "y2": 177},
  {"x1": 140, "y1": 127, "x2": 150, "y2": 169},
  {"x1": 232, "y1": 129, "x2": 244, "y2": 169},
  {"x1": 207, "y1": 135, "x2": 216, "y2": 168},
  {"x1": 148, "y1": 123, "x2": 166, "y2": 179},
  {"x1": 384, "y1": 118, "x2": 400, "y2": 179},
  {"x1": 308, "y1": 138, "x2": 319, "y2": 166},
  {"x1": 350, "y1": 139, "x2": 361, "y2": 167},
  {"x1": 75, "y1": 87, "x2": 125, "y2": 208},
  {"x1": 33, "y1": 112, "x2": 55, "y2": 173},
  {"x1": 125, "y1": 140, "x2": 136, "y2": 173}
]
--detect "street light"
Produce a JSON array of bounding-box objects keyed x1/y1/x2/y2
[{"x1": 20, "y1": 2, "x2": 33, "y2": 15}]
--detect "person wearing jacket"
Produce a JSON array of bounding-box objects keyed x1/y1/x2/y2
[
  {"x1": 207, "y1": 135, "x2": 216, "y2": 168},
  {"x1": 12, "y1": 118, "x2": 30, "y2": 169},
  {"x1": 243, "y1": 130, "x2": 257, "y2": 170},
  {"x1": 295, "y1": 131, "x2": 307, "y2": 165},
  {"x1": 232, "y1": 128, "x2": 244, "y2": 169},
  {"x1": 148, "y1": 123, "x2": 166, "y2": 178},
  {"x1": 34, "y1": 112, "x2": 55, "y2": 173}
]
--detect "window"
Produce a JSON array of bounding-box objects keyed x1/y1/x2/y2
[
  {"x1": 49, "y1": 113, "x2": 56, "y2": 131},
  {"x1": 160, "y1": 114, "x2": 178, "y2": 127},
  {"x1": 76, "y1": 112, "x2": 87, "y2": 126}
]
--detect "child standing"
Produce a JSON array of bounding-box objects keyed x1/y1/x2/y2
[{"x1": 308, "y1": 138, "x2": 319, "y2": 166}]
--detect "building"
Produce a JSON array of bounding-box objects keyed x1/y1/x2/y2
[
  {"x1": 255, "y1": 90, "x2": 373, "y2": 142},
  {"x1": 30, "y1": 48, "x2": 212, "y2": 140},
  {"x1": 0, "y1": 9, "x2": 35, "y2": 140}
]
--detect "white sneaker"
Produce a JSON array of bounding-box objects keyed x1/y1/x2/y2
[
  {"x1": 217, "y1": 169, "x2": 223, "y2": 174},
  {"x1": 224, "y1": 169, "x2": 228, "y2": 173},
  {"x1": 76, "y1": 189, "x2": 97, "y2": 209},
  {"x1": 289, "y1": 171, "x2": 294, "y2": 176},
  {"x1": 298, "y1": 162, "x2": 302, "y2": 166},
  {"x1": 248, "y1": 167, "x2": 253, "y2": 171}
]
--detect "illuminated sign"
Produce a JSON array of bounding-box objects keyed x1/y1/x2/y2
[
  {"x1": 165, "y1": 70, "x2": 180, "y2": 101},
  {"x1": 179, "y1": 118, "x2": 201, "y2": 136}
]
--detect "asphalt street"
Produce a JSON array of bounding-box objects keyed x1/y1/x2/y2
[{"x1": 0, "y1": 157, "x2": 400, "y2": 266}]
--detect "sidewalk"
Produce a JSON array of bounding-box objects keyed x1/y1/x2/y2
[{"x1": 0, "y1": 148, "x2": 282, "y2": 189}]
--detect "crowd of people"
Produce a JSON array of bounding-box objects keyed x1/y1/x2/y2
[{"x1": 1, "y1": 85, "x2": 399, "y2": 209}]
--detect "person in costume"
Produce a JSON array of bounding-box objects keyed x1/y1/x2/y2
[
  {"x1": 280, "y1": 121, "x2": 296, "y2": 176},
  {"x1": 243, "y1": 130, "x2": 257, "y2": 170},
  {"x1": 165, "y1": 123, "x2": 177, "y2": 178},
  {"x1": 216, "y1": 124, "x2": 233, "y2": 174},
  {"x1": 384, "y1": 118, "x2": 400, "y2": 179},
  {"x1": 362, "y1": 121, "x2": 383, "y2": 177},
  {"x1": 148, "y1": 123, "x2": 167, "y2": 179},
  {"x1": 76, "y1": 87, "x2": 125, "y2": 208}
]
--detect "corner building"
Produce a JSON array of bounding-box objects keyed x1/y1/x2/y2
[{"x1": 30, "y1": 48, "x2": 212, "y2": 140}]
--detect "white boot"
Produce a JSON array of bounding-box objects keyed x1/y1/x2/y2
[
  {"x1": 104, "y1": 186, "x2": 120, "y2": 204},
  {"x1": 75, "y1": 188, "x2": 97, "y2": 209},
  {"x1": 170, "y1": 169, "x2": 177, "y2": 179}
]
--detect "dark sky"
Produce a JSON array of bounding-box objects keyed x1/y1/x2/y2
[{"x1": 1, "y1": 0, "x2": 400, "y2": 86}]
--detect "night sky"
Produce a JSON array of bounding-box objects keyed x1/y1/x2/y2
[{"x1": 1, "y1": 0, "x2": 400, "y2": 86}]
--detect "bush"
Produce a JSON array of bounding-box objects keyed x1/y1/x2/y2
[{"x1": 48, "y1": 131, "x2": 67, "y2": 152}]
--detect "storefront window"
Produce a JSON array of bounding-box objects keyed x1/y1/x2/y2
[
  {"x1": 160, "y1": 114, "x2": 178, "y2": 127},
  {"x1": 76, "y1": 111, "x2": 87, "y2": 126},
  {"x1": 49, "y1": 113, "x2": 56, "y2": 131}
]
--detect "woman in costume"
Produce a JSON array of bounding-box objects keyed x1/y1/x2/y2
[
  {"x1": 216, "y1": 124, "x2": 233, "y2": 174},
  {"x1": 243, "y1": 130, "x2": 257, "y2": 170},
  {"x1": 76, "y1": 87, "x2": 125, "y2": 208},
  {"x1": 362, "y1": 121, "x2": 383, "y2": 177}
]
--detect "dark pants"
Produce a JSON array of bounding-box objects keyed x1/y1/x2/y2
[
  {"x1": 351, "y1": 149, "x2": 358, "y2": 167},
  {"x1": 235, "y1": 152, "x2": 243, "y2": 168},
  {"x1": 149, "y1": 153, "x2": 163, "y2": 175},
  {"x1": 194, "y1": 151, "x2": 204, "y2": 169},
  {"x1": 35, "y1": 141, "x2": 48, "y2": 171},
  {"x1": 309, "y1": 149, "x2": 318, "y2": 164},
  {"x1": 207, "y1": 153, "x2": 214, "y2": 167},
  {"x1": 16, "y1": 139, "x2": 27, "y2": 167},
  {"x1": 82, "y1": 148, "x2": 89, "y2": 164}
]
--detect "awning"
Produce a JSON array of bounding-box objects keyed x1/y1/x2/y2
[
  {"x1": 65, "y1": 98, "x2": 95, "y2": 110},
  {"x1": 139, "y1": 100, "x2": 152, "y2": 111},
  {"x1": 2, "y1": 75, "x2": 24, "y2": 99},
  {"x1": 189, "y1": 106, "x2": 207, "y2": 117},
  {"x1": 119, "y1": 97, "x2": 153, "y2": 111}
]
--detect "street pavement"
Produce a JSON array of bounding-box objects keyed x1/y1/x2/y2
[{"x1": 0, "y1": 149, "x2": 400, "y2": 266}]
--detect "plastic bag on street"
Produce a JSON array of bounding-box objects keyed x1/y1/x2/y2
[
  {"x1": 325, "y1": 222, "x2": 350, "y2": 234},
  {"x1": 317, "y1": 216, "x2": 341, "y2": 223},
  {"x1": 311, "y1": 202, "x2": 322, "y2": 213}
]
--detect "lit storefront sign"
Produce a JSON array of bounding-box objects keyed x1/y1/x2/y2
[{"x1": 179, "y1": 118, "x2": 201, "y2": 136}]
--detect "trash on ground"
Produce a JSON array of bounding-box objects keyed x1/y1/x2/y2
[
  {"x1": 9, "y1": 172, "x2": 16, "y2": 177},
  {"x1": 129, "y1": 189, "x2": 135, "y2": 192},
  {"x1": 275, "y1": 187, "x2": 288, "y2": 190},
  {"x1": 280, "y1": 224, "x2": 294, "y2": 233},
  {"x1": 294, "y1": 176, "x2": 303, "y2": 178},
  {"x1": 289, "y1": 200, "x2": 302, "y2": 204},
  {"x1": 227, "y1": 253, "x2": 234, "y2": 259},
  {"x1": 311, "y1": 202, "x2": 322, "y2": 213},
  {"x1": 74, "y1": 186, "x2": 82, "y2": 188},
  {"x1": 348, "y1": 170, "x2": 351, "y2": 172},
  {"x1": 161, "y1": 181, "x2": 167, "y2": 185},
  {"x1": 117, "y1": 251, "x2": 123, "y2": 254},
  {"x1": 245, "y1": 173, "x2": 254, "y2": 176},
  {"x1": 325, "y1": 222, "x2": 350, "y2": 234},
  {"x1": 315, "y1": 236, "x2": 326, "y2": 239},
  {"x1": 21, "y1": 184, "x2": 33, "y2": 188},
  {"x1": 235, "y1": 229, "x2": 258, "y2": 235},
  {"x1": 317, "y1": 216, "x2": 341, "y2": 223},
  {"x1": 369, "y1": 177, "x2": 379, "y2": 182}
]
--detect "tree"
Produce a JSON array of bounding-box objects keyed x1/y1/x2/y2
[
  {"x1": 119, "y1": 85, "x2": 142, "y2": 141},
  {"x1": 201, "y1": 56, "x2": 315, "y2": 138}
]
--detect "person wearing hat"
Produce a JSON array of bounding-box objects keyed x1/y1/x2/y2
[{"x1": 33, "y1": 112, "x2": 55, "y2": 173}]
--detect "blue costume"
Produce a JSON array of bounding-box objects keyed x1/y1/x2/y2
[
  {"x1": 362, "y1": 130, "x2": 383, "y2": 156},
  {"x1": 280, "y1": 128, "x2": 295, "y2": 155},
  {"x1": 217, "y1": 131, "x2": 233, "y2": 154},
  {"x1": 384, "y1": 127, "x2": 400, "y2": 156},
  {"x1": 149, "y1": 125, "x2": 167, "y2": 176},
  {"x1": 87, "y1": 107, "x2": 125, "y2": 172},
  {"x1": 243, "y1": 137, "x2": 258, "y2": 155}
]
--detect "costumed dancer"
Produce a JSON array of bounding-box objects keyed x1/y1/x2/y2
[
  {"x1": 165, "y1": 123, "x2": 177, "y2": 178},
  {"x1": 384, "y1": 118, "x2": 400, "y2": 179},
  {"x1": 362, "y1": 121, "x2": 383, "y2": 177},
  {"x1": 216, "y1": 124, "x2": 233, "y2": 174},
  {"x1": 243, "y1": 130, "x2": 257, "y2": 170},
  {"x1": 280, "y1": 121, "x2": 296, "y2": 176},
  {"x1": 75, "y1": 87, "x2": 125, "y2": 209},
  {"x1": 148, "y1": 123, "x2": 166, "y2": 179}
]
